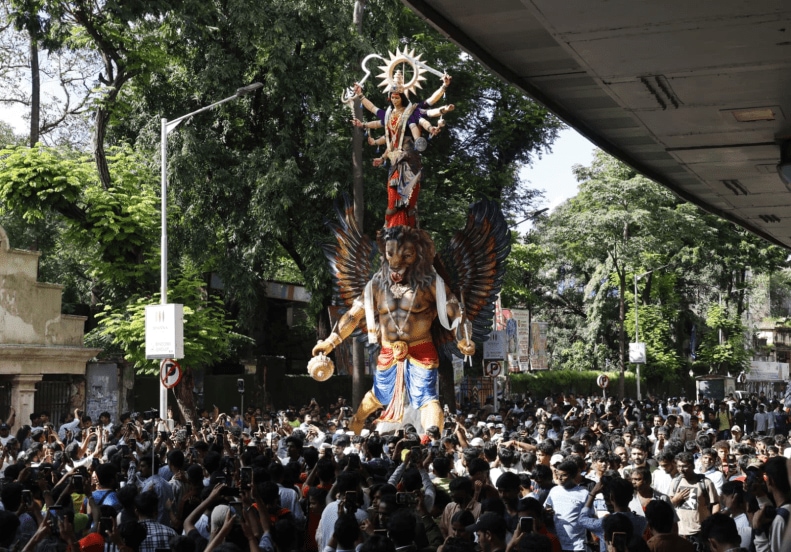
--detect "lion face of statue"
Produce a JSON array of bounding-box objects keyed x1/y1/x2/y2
[
  {"x1": 385, "y1": 238, "x2": 416, "y2": 283},
  {"x1": 376, "y1": 225, "x2": 436, "y2": 290}
]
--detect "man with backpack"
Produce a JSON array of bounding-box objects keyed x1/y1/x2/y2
[
  {"x1": 752, "y1": 456, "x2": 791, "y2": 552},
  {"x1": 669, "y1": 452, "x2": 719, "y2": 545}
]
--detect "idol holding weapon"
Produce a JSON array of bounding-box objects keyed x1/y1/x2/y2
[
  {"x1": 308, "y1": 48, "x2": 510, "y2": 435},
  {"x1": 345, "y1": 48, "x2": 456, "y2": 228}
]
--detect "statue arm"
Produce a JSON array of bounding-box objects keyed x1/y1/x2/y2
[
  {"x1": 311, "y1": 298, "x2": 366, "y2": 356},
  {"x1": 439, "y1": 284, "x2": 475, "y2": 357},
  {"x1": 425, "y1": 74, "x2": 452, "y2": 106},
  {"x1": 353, "y1": 83, "x2": 380, "y2": 115},
  {"x1": 419, "y1": 117, "x2": 442, "y2": 137},
  {"x1": 425, "y1": 104, "x2": 455, "y2": 118}
]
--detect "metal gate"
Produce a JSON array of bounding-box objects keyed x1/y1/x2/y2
[
  {"x1": 0, "y1": 379, "x2": 12, "y2": 422},
  {"x1": 35, "y1": 380, "x2": 72, "y2": 425},
  {"x1": 459, "y1": 377, "x2": 510, "y2": 409}
]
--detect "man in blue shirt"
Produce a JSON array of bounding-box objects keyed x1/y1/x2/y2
[{"x1": 545, "y1": 459, "x2": 589, "y2": 552}]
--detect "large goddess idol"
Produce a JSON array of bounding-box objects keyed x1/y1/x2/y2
[
  {"x1": 308, "y1": 50, "x2": 510, "y2": 435},
  {"x1": 349, "y1": 48, "x2": 455, "y2": 228}
]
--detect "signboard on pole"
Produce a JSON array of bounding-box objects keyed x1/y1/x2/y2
[
  {"x1": 484, "y1": 360, "x2": 502, "y2": 378},
  {"x1": 145, "y1": 304, "x2": 184, "y2": 359},
  {"x1": 160, "y1": 359, "x2": 182, "y2": 389},
  {"x1": 483, "y1": 330, "x2": 506, "y2": 360},
  {"x1": 629, "y1": 343, "x2": 646, "y2": 364}
]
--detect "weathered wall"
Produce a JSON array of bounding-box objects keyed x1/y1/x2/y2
[
  {"x1": 85, "y1": 363, "x2": 122, "y2": 421},
  {"x1": 0, "y1": 226, "x2": 86, "y2": 347},
  {"x1": 0, "y1": 225, "x2": 99, "y2": 424}
]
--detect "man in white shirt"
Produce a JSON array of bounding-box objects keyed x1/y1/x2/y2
[
  {"x1": 754, "y1": 404, "x2": 771, "y2": 435},
  {"x1": 315, "y1": 473, "x2": 368, "y2": 551}
]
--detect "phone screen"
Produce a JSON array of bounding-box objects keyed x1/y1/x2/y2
[
  {"x1": 241, "y1": 467, "x2": 252, "y2": 488},
  {"x1": 48, "y1": 507, "x2": 62, "y2": 535},
  {"x1": 519, "y1": 517, "x2": 534, "y2": 533}
]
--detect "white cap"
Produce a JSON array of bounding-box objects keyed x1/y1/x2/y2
[
  {"x1": 470, "y1": 437, "x2": 485, "y2": 447},
  {"x1": 360, "y1": 429, "x2": 371, "y2": 437}
]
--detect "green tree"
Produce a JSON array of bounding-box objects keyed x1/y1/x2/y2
[
  {"x1": 104, "y1": 0, "x2": 562, "y2": 403},
  {"x1": 0, "y1": 144, "x2": 159, "y2": 298},
  {"x1": 88, "y1": 269, "x2": 252, "y2": 422},
  {"x1": 540, "y1": 151, "x2": 703, "y2": 395},
  {"x1": 693, "y1": 303, "x2": 750, "y2": 375}
]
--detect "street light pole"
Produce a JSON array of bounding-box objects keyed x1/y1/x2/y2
[
  {"x1": 633, "y1": 263, "x2": 670, "y2": 401},
  {"x1": 158, "y1": 83, "x2": 263, "y2": 419},
  {"x1": 634, "y1": 274, "x2": 641, "y2": 401}
]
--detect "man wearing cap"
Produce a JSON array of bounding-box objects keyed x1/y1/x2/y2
[
  {"x1": 470, "y1": 512, "x2": 507, "y2": 552},
  {"x1": 726, "y1": 426, "x2": 744, "y2": 454}
]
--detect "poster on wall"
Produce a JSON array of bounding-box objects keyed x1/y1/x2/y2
[{"x1": 508, "y1": 309, "x2": 549, "y2": 371}]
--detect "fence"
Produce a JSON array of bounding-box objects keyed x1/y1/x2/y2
[
  {"x1": 35, "y1": 379, "x2": 72, "y2": 425},
  {"x1": 458, "y1": 377, "x2": 511, "y2": 409}
]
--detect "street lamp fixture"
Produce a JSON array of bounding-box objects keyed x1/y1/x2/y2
[{"x1": 155, "y1": 82, "x2": 263, "y2": 419}]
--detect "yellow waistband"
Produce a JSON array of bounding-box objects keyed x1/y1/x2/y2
[{"x1": 381, "y1": 337, "x2": 433, "y2": 349}]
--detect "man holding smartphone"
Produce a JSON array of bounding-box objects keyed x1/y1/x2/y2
[{"x1": 469, "y1": 512, "x2": 508, "y2": 552}]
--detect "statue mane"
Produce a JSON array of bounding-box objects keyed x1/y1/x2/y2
[{"x1": 374, "y1": 225, "x2": 436, "y2": 289}]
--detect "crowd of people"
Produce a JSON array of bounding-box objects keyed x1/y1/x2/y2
[{"x1": 0, "y1": 391, "x2": 790, "y2": 552}]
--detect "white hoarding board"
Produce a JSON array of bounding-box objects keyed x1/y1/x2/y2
[
  {"x1": 747, "y1": 361, "x2": 789, "y2": 381},
  {"x1": 145, "y1": 304, "x2": 184, "y2": 359},
  {"x1": 483, "y1": 330, "x2": 506, "y2": 360}
]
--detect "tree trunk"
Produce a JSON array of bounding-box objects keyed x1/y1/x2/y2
[
  {"x1": 29, "y1": 35, "x2": 39, "y2": 147},
  {"x1": 351, "y1": 0, "x2": 367, "y2": 409},
  {"x1": 94, "y1": 105, "x2": 112, "y2": 188},
  {"x1": 173, "y1": 366, "x2": 197, "y2": 424}
]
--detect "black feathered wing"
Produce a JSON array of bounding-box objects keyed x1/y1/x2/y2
[
  {"x1": 322, "y1": 196, "x2": 378, "y2": 339},
  {"x1": 434, "y1": 199, "x2": 511, "y2": 361}
]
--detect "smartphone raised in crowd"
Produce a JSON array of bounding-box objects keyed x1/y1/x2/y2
[
  {"x1": 240, "y1": 466, "x2": 252, "y2": 490},
  {"x1": 519, "y1": 517, "x2": 534, "y2": 533}
]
